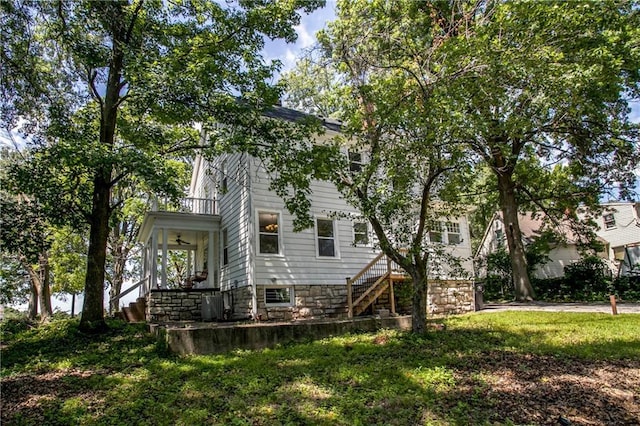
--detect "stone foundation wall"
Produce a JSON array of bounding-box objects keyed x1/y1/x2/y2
[
  {"x1": 148, "y1": 289, "x2": 220, "y2": 322},
  {"x1": 371, "y1": 280, "x2": 475, "y2": 316},
  {"x1": 148, "y1": 280, "x2": 474, "y2": 323},
  {"x1": 224, "y1": 286, "x2": 253, "y2": 320},
  {"x1": 256, "y1": 284, "x2": 349, "y2": 321},
  {"x1": 428, "y1": 280, "x2": 475, "y2": 315}
]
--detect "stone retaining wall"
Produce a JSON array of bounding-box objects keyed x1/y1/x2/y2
[{"x1": 154, "y1": 315, "x2": 414, "y2": 355}]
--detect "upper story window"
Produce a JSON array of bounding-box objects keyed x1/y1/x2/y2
[
  {"x1": 445, "y1": 222, "x2": 461, "y2": 245},
  {"x1": 220, "y1": 160, "x2": 228, "y2": 194},
  {"x1": 258, "y1": 211, "x2": 280, "y2": 254},
  {"x1": 429, "y1": 222, "x2": 443, "y2": 243},
  {"x1": 429, "y1": 221, "x2": 462, "y2": 244},
  {"x1": 494, "y1": 229, "x2": 504, "y2": 248},
  {"x1": 603, "y1": 213, "x2": 616, "y2": 229},
  {"x1": 353, "y1": 221, "x2": 370, "y2": 246},
  {"x1": 222, "y1": 228, "x2": 229, "y2": 266},
  {"x1": 316, "y1": 218, "x2": 338, "y2": 257},
  {"x1": 348, "y1": 150, "x2": 363, "y2": 173}
]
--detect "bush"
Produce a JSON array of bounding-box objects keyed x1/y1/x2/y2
[
  {"x1": 611, "y1": 276, "x2": 640, "y2": 301},
  {"x1": 0, "y1": 309, "x2": 36, "y2": 339}
]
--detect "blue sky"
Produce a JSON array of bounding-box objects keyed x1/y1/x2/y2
[{"x1": 263, "y1": 2, "x2": 337, "y2": 77}]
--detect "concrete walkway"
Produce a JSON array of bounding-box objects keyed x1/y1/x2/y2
[{"x1": 479, "y1": 301, "x2": 640, "y2": 314}]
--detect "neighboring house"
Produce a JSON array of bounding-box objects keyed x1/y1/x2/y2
[
  {"x1": 126, "y1": 106, "x2": 476, "y2": 323},
  {"x1": 589, "y1": 202, "x2": 640, "y2": 277},
  {"x1": 475, "y1": 212, "x2": 608, "y2": 280},
  {"x1": 476, "y1": 202, "x2": 640, "y2": 280}
]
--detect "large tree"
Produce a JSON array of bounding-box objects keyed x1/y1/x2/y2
[
  {"x1": 2, "y1": 0, "x2": 322, "y2": 331},
  {"x1": 272, "y1": 0, "x2": 480, "y2": 333},
  {"x1": 439, "y1": 0, "x2": 640, "y2": 300}
]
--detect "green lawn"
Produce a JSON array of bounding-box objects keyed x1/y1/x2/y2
[{"x1": 2, "y1": 312, "x2": 639, "y2": 425}]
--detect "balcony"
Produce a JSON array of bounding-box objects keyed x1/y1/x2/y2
[{"x1": 152, "y1": 197, "x2": 217, "y2": 215}]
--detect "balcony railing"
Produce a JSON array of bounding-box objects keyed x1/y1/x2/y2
[{"x1": 152, "y1": 197, "x2": 217, "y2": 215}]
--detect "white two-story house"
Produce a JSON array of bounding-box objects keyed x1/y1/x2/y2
[{"x1": 130, "y1": 106, "x2": 476, "y2": 323}]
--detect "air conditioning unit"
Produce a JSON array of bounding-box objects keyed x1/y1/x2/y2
[{"x1": 202, "y1": 294, "x2": 224, "y2": 321}]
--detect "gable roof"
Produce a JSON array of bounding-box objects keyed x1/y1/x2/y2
[{"x1": 263, "y1": 105, "x2": 342, "y2": 132}]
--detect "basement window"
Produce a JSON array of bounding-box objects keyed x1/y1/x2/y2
[{"x1": 265, "y1": 287, "x2": 292, "y2": 306}]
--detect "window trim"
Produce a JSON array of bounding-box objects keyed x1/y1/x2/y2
[
  {"x1": 352, "y1": 220, "x2": 371, "y2": 247},
  {"x1": 429, "y1": 221, "x2": 443, "y2": 244},
  {"x1": 221, "y1": 228, "x2": 229, "y2": 267},
  {"x1": 445, "y1": 221, "x2": 462, "y2": 245},
  {"x1": 603, "y1": 213, "x2": 616, "y2": 230},
  {"x1": 348, "y1": 150, "x2": 364, "y2": 173},
  {"x1": 315, "y1": 217, "x2": 340, "y2": 259},
  {"x1": 220, "y1": 160, "x2": 228, "y2": 194},
  {"x1": 256, "y1": 209, "x2": 283, "y2": 257},
  {"x1": 264, "y1": 286, "x2": 293, "y2": 307}
]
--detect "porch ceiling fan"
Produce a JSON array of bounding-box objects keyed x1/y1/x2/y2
[{"x1": 175, "y1": 234, "x2": 191, "y2": 245}]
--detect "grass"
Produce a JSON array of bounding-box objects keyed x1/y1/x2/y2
[{"x1": 1, "y1": 312, "x2": 639, "y2": 425}]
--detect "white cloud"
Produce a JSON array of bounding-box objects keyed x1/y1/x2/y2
[{"x1": 294, "y1": 22, "x2": 315, "y2": 49}]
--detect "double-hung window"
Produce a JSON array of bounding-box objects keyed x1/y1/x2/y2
[
  {"x1": 445, "y1": 222, "x2": 461, "y2": 245},
  {"x1": 348, "y1": 150, "x2": 363, "y2": 173},
  {"x1": 353, "y1": 221, "x2": 369, "y2": 246},
  {"x1": 429, "y1": 222, "x2": 443, "y2": 243},
  {"x1": 220, "y1": 160, "x2": 228, "y2": 194},
  {"x1": 258, "y1": 211, "x2": 280, "y2": 254},
  {"x1": 316, "y1": 218, "x2": 338, "y2": 257},
  {"x1": 603, "y1": 213, "x2": 616, "y2": 229},
  {"x1": 222, "y1": 228, "x2": 229, "y2": 266}
]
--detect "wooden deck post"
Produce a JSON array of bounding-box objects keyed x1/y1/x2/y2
[
  {"x1": 387, "y1": 256, "x2": 396, "y2": 315},
  {"x1": 346, "y1": 277, "x2": 353, "y2": 318}
]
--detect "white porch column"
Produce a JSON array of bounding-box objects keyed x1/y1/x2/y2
[
  {"x1": 207, "y1": 230, "x2": 214, "y2": 288},
  {"x1": 141, "y1": 243, "x2": 149, "y2": 296},
  {"x1": 187, "y1": 249, "x2": 192, "y2": 279},
  {"x1": 151, "y1": 229, "x2": 158, "y2": 289},
  {"x1": 161, "y1": 228, "x2": 168, "y2": 289}
]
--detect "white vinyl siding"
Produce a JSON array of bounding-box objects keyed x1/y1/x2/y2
[
  {"x1": 250, "y1": 158, "x2": 379, "y2": 285},
  {"x1": 206, "y1": 153, "x2": 251, "y2": 292}
]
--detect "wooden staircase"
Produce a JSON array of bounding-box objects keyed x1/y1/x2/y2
[
  {"x1": 347, "y1": 253, "x2": 406, "y2": 317},
  {"x1": 118, "y1": 297, "x2": 147, "y2": 323}
]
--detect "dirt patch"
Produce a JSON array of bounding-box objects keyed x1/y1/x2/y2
[
  {"x1": 447, "y1": 352, "x2": 640, "y2": 425},
  {"x1": 1, "y1": 369, "x2": 109, "y2": 424}
]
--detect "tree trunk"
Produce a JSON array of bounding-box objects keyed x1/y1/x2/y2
[
  {"x1": 79, "y1": 175, "x2": 111, "y2": 332},
  {"x1": 71, "y1": 293, "x2": 76, "y2": 318},
  {"x1": 28, "y1": 280, "x2": 38, "y2": 320},
  {"x1": 109, "y1": 236, "x2": 127, "y2": 314},
  {"x1": 79, "y1": 3, "x2": 127, "y2": 333},
  {"x1": 496, "y1": 172, "x2": 535, "y2": 301},
  {"x1": 409, "y1": 268, "x2": 429, "y2": 334},
  {"x1": 38, "y1": 253, "x2": 53, "y2": 321}
]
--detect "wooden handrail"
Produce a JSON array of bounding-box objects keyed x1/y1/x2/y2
[
  {"x1": 112, "y1": 276, "x2": 149, "y2": 303},
  {"x1": 347, "y1": 252, "x2": 386, "y2": 286}
]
